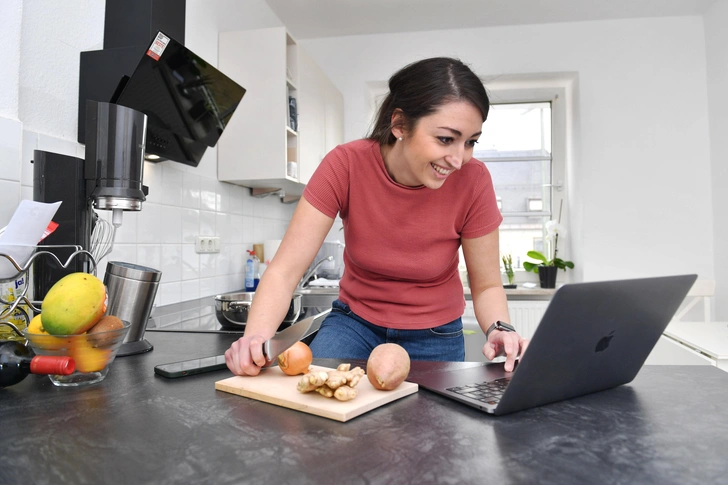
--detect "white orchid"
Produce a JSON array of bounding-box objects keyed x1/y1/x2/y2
[
  {"x1": 523, "y1": 218, "x2": 574, "y2": 273},
  {"x1": 544, "y1": 220, "x2": 565, "y2": 240}
]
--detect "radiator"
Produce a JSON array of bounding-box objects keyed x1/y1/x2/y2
[
  {"x1": 507, "y1": 301, "x2": 550, "y2": 340},
  {"x1": 462, "y1": 300, "x2": 549, "y2": 361}
]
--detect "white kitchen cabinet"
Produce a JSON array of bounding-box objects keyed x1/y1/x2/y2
[
  {"x1": 217, "y1": 27, "x2": 342, "y2": 199},
  {"x1": 297, "y1": 47, "x2": 344, "y2": 184}
]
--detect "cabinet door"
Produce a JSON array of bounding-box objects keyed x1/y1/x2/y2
[
  {"x1": 324, "y1": 76, "x2": 344, "y2": 155},
  {"x1": 297, "y1": 47, "x2": 327, "y2": 185},
  {"x1": 219, "y1": 28, "x2": 289, "y2": 182}
]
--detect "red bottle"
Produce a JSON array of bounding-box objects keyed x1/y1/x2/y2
[{"x1": 0, "y1": 341, "x2": 75, "y2": 388}]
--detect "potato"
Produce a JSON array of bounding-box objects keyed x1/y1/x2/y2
[{"x1": 366, "y1": 343, "x2": 410, "y2": 390}]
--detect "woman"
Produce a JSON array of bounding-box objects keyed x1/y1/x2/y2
[{"x1": 225, "y1": 57, "x2": 528, "y2": 376}]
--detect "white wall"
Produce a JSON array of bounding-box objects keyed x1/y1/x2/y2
[
  {"x1": 0, "y1": 0, "x2": 22, "y2": 120},
  {"x1": 300, "y1": 16, "x2": 715, "y2": 289},
  {"x1": 0, "y1": 0, "x2": 295, "y2": 307},
  {"x1": 704, "y1": 0, "x2": 728, "y2": 320}
]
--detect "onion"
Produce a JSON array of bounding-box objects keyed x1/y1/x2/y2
[{"x1": 277, "y1": 341, "x2": 313, "y2": 376}]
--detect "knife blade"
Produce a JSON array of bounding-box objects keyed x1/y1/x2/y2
[{"x1": 262, "y1": 309, "x2": 331, "y2": 363}]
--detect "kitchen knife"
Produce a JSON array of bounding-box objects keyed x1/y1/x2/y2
[{"x1": 262, "y1": 309, "x2": 331, "y2": 363}]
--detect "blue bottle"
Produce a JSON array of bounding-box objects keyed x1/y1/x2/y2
[{"x1": 245, "y1": 250, "x2": 259, "y2": 291}]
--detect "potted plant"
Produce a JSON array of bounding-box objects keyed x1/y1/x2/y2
[
  {"x1": 523, "y1": 220, "x2": 574, "y2": 288},
  {"x1": 501, "y1": 253, "x2": 516, "y2": 288}
]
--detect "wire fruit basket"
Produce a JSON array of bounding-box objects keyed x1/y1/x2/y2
[{"x1": 0, "y1": 246, "x2": 97, "y2": 341}]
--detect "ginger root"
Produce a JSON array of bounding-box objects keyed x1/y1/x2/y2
[
  {"x1": 334, "y1": 385, "x2": 358, "y2": 401},
  {"x1": 296, "y1": 364, "x2": 365, "y2": 401},
  {"x1": 296, "y1": 371, "x2": 328, "y2": 393}
]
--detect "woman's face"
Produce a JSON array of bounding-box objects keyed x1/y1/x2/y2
[{"x1": 390, "y1": 100, "x2": 483, "y2": 189}]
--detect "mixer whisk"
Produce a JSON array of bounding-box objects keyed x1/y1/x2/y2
[{"x1": 90, "y1": 214, "x2": 116, "y2": 264}]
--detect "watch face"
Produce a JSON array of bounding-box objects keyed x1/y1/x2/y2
[{"x1": 498, "y1": 321, "x2": 516, "y2": 332}]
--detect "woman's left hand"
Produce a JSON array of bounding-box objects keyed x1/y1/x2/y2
[{"x1": 483, "y1": 331, "x2": 529, "y2": 372}]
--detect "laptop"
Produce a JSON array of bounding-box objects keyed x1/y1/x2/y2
[{"x1": 407, "y1": 274, "x2": 697, "y2": 415}]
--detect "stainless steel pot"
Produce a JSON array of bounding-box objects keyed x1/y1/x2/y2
[{"x1": 214, "y1": 292, "x2": 302, "y2": 329}]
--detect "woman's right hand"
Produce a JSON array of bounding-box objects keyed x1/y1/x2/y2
[{"x1": 225, "y1": 334, "x2": 270, "y2": 376}]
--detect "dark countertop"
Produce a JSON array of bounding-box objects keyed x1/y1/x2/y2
[{"x1": 2, "y1": 332, "x2": 728, "y2": 485}]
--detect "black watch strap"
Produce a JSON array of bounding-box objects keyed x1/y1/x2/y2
[{"x1": 486, "y1": 321, "x2": 516, "y2": 340}]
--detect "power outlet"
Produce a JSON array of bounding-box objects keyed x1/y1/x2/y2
[{"x1": 195, "y1": 236, "x2": 220, "y2": 254}]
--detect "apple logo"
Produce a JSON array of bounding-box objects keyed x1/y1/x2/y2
[{"x1": 595, "y1": 331, "x2": 615, "y2": 353}]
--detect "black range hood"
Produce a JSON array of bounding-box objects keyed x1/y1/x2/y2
[{"x1": 78, "y1": 0, "x2": 245, "y2": 167}]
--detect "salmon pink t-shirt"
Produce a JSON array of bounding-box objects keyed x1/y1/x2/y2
[{"x1": 303, "y1": 139, "x2": 502, "y2": 329}]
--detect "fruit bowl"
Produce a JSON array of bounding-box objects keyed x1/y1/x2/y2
[{"x1": 23, "y1": 320, "x2": 131, "y2": 387}]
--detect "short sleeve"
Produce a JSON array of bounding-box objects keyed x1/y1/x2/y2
[{"x1": 302, "y1": 145, "x2": 350, "y2": 219}]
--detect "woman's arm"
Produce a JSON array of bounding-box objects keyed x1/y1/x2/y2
[
  {"x1": 462, "y1": 229, "x2": 528, "y2": 371},
  {"x1": 225, "y1": 197, "x2": 334, "y2": 375}
]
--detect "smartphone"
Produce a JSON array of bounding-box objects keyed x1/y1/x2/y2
[{"x1": 154, "y1": 354, "x2": 228, "y2": 378}]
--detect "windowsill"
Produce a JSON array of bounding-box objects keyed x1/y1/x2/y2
[{"x1": 464, "y1": 285, "x2": 556, "y2": 301}]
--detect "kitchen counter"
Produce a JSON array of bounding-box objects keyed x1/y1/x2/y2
[{"x1": 2, "y1": 332, "x2": 728, "y2": 484}]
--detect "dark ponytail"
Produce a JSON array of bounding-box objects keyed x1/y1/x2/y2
[{"x1": 368, "y1": 57, "x2": 489, "y2": 146}]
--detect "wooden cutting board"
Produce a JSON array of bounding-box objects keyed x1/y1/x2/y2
[{"x1": 215, "y1": 365, "x2": 418, "y2": 422}]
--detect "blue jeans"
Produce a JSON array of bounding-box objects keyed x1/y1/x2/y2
[{"x1": 309, "y1": 300, "x2": 465, "y2": 361}]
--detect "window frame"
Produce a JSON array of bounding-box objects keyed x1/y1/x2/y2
[{"x1": 481, "y1": 82, "x2": 568, "y2": 273}]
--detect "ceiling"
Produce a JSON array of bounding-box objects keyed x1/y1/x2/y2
[{"x1": 264, "y1": 0, "x2": 717, "y2": 40}]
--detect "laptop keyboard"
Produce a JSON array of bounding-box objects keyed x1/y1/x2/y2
[{"x1": 447, "y1": 377, "x2": 511, "y2": 405}]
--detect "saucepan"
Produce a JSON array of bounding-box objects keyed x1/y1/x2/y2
[{"x1": 214, "y1": 292, "x2": 302, "y2": 330}]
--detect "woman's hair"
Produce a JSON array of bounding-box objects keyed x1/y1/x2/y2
[{"x1": 368, "y1": 57, "x2": 489, "y2": 146}]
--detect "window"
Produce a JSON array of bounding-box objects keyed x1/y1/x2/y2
[{"x1": 474, "y1": 95, "x2": 565, "y2": 271}]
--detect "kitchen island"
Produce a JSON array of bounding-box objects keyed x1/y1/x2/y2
[{"x1": 2, "y1": 331, "x2": 727, "y2": 485}]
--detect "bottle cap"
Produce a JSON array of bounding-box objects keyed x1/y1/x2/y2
[{"x1": 30, "y1": 356, "x2": 76, "y2": 375}]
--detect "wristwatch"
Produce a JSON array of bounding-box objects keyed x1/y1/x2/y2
[{"x1": 485, "y1": 321, "x2": 516, "y2": 340}]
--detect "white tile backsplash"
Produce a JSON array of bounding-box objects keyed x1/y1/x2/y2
[
  {"x1": 157, "y1": 281, "x2": 181, "y2": 307},
  {"x1": 181, "y1": 171, "x2": 200, "y2": 209},
  {"x1": 181, "y1": 279, "x2": 200, "y2": 301},
  {"x1": 161, "y1": 164, "x2": 183, "y2": 207},
  {"x1": 0, "y1": 179, "x2": 21, "y2": 225},
  {"x1": 136, "y1": 203, "x2": 163, "y2": 243},
  {"x1": 199, "y1": 252, "x2": 217, "y2": 279},
  {"x1": 200, "y1": 210, "x2": 216, "y2": 236},
  {"x1": 181, "y1": 244, "x2": 200, "y2": 280},
  {"x1": 181, "y1": 208, "x2": 200, "y2": 244},
  {"x1": 161, "y1": 244, "x2": 182, "y2": 281},
  {"x1": 199, "y1": 176, "x2": 217, "y2": 211},
  {"x1": 137, "y1": 244, "x2": 162, "y2": 272},
  {"x1": 0, "y1": 128, "x2": 294, "y2": 305},
  {"x1": 159, "y1": 205, "x2": 182, "y2": 244},
  {"x1": 215, "y1": 211, "x2": 231, "y2": 241},
  {"x1": 199, "y1": 277, "x2": 217, "y2": 298},
  {"x1": 113, "y1": 210, "x2": 138, "y2": 244}
]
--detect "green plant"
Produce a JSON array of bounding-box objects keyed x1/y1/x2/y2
[
  {"x1": 523, "y1": 219, "x2": 575, "y2": 273},
  {"x1": 522, "y1": 250, "x2": 574, "y2": 272},
  {"x1": 501, "y1": 254, "x2": 515, "y2": 285}
]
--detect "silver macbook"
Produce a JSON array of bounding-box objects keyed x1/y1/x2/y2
[{"x1": 407, "y1": 274, "x2": 697, "y2": 415}]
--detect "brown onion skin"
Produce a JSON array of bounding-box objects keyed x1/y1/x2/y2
[{"x1": 277, "y1": 341, "x2": 313, "y2": 375}]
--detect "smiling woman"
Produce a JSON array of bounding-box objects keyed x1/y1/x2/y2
[{"x1": 225, "y1": 57, "x2": 529, "y2": 377}]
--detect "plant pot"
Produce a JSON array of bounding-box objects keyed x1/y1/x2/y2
[{"x1": 538, "y1": 266, "x2": 558, "y2": 289}]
